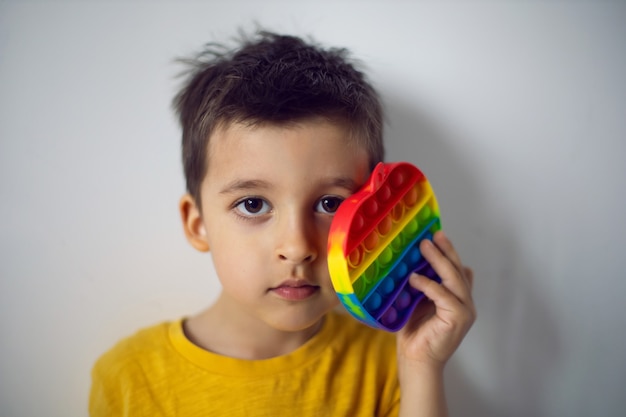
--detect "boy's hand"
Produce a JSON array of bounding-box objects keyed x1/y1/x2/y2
[{"x1": 396, "y1": 231, "x2": 476, "y2": 372}]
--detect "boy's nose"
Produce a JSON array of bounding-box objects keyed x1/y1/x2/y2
[{"x1": 275, "y1": 214, "x2": 318, "y2": 264}]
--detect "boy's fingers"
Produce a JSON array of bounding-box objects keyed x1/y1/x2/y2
[
  {"x1": 432, "y1": 231, "x2": 464, "y2": 274},
  {"x1": 410, "y1": 272, "x2": 477, "y2": 334},
  {"x1": 409, "y1": 273, "x2": 463, "y2": 314},
  {"x1": 420, "y1": 237, "x2": 472, "y2": 305},
  {"x1": 463, "y1": 266, "x2": 474, "y2": 290}
]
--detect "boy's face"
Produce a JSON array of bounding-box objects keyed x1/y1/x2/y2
[{"x1": 183, "y1": 118, "x2": 370, "y2": 332}]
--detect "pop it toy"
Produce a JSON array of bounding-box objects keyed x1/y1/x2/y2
[{"x1": 327, "y1": 162, "x2": 442, "y2": 332}]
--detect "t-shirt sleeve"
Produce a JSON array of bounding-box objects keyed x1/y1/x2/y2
[
  {"x1": 378, "y1": 343, "x2": 401, "y2": 417},
  {"x1": 89, "y1": 352, "x2": 163, "y2": 417},
  {"x1": 89, "y1": 324, "x2": 172, "y2": 417},
  {"x1": 89, "y1": 356, "x2": 121, "y2": 417},
  {"x1": 381, "y1": 394, "x2": 400, "y2": 417}
]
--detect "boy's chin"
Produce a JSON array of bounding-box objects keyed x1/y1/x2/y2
[{"x1": 263, "y1": 311, "x2": 329, "y2": 334}]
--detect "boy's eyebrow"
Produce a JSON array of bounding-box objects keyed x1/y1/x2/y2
[
  {"x1": 323, "y1": 177, "x2": 360, "y2": 192},
  {"x1": 218, "y1": 177, "x2": 360, "y2": 194},
  {"x1": 219, "y1": 179, "x2": 271, "y2": 195}
]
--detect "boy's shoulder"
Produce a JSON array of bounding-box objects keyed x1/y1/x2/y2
[{"x1": 92, "y1": 320, "x2": 174, "y2": 377}]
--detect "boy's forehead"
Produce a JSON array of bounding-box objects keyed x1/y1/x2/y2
[
  {"x1": 207, "y1": 119, "x2": 368, "y2": 163},
  {"x1": 203, "y1": 119, "x2": 371, "y2": 183}
]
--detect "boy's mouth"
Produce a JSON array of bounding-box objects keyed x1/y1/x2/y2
[{"x1": 270, "y1": 279, "x2": 319, "y2": 300}]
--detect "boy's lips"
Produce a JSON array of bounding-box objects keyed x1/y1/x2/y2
[{"x1": 269, "y1": 279, "x2": 319, "y2": 300}]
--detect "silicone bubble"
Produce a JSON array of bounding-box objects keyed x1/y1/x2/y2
[{"x1": 327, "y1": 162, "x2": 442, "y2": 332}]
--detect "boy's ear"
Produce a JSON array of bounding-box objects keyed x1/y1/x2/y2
[{"x1": 179, "y1": 193, "x2": 210, "y2": 252}]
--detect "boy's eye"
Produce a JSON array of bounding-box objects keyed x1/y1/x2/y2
[
  {"x1": 316, "y1": 196, "x2": 344, "y2": 214},
  {"x1": 235, "y1": 198, "x2": 271, "y2": 216}
]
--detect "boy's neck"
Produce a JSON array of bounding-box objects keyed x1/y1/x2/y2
[{"x1": 183, "y1": 294, "x2": 324, "y2": 360}]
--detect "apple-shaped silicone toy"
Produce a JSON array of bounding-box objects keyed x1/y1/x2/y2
[{"x1": 327, "y1": 162, "x2": 442, "y2": 332}]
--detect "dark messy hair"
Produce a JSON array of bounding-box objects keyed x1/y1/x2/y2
[{"x1": 172, "y1": 31, "x2": 384, "y2": 205}]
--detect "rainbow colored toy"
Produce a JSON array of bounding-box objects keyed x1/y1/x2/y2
[{"x1": 327, "y1": 162, "x2": 442, "y2": 332}]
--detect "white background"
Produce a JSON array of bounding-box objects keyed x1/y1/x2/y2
[{"x1": 1, "y1": 1, "x2": 625, "y2": 416}]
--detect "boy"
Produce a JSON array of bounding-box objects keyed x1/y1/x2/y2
[{"x1": 90, "y1": 31, "x2": 475, "y2": 416}]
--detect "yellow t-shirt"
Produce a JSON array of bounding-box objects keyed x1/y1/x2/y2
[{"x1": 90, "y1": 310, "x2": 400, "y2": 416}]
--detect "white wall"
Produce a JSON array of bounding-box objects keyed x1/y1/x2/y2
[{"x1": 1, "y1": 1, "x2": 625, "y2": 416}]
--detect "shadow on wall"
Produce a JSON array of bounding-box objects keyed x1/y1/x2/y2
[{"x1": 384, "y1": 95, "x2": 561, "y2": 417}]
